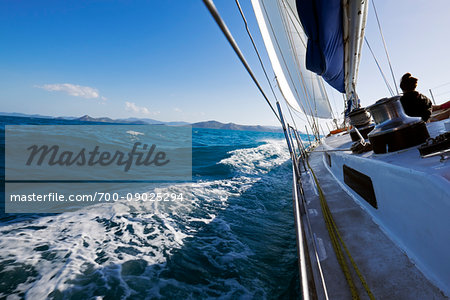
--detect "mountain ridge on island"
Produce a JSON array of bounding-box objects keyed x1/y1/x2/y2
[
  {"x1": 190, "y1": 120, "x2": 282, "y2": 132},
  {"x1": 0, "y1": 112, "x2": 282, "y2": 133}
]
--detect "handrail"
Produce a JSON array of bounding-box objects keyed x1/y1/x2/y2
[
  {"x1": 291, "y1": 163, "x2": 316, "y2": 300},
  {"x1": 202, "y1": 1, "x2": 327, "y2": 297},
  {"x1": 289, "y1": 125, "x2": 331, "y2": 300}
]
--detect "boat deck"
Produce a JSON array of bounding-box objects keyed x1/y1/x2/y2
[
  {"x1": 300, "y1": 121, "x2": 449, "y2": 299},
  {"x1": 322, "y1": 120, "x2": 449, "y2": 181}
]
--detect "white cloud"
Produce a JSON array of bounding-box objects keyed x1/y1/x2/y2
[
  {"x1": 36, "y1": 83, "x2": 104, "y2": 100},
  {"x1": 125, "y1": 101, "x2": 159, "y2": 116},
  {"x1": 174, "y1": 107, "x2": 182, "y2": 113}
]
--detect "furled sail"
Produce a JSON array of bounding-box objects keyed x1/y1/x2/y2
[
  {"x1": 296, "y1": 0, "x2": 345, "y2": 93},
  {"x1": 295, "y1": 0, "x2": 369, "y2": 104},
  {"x1": 251, "y1": 0, "x2": 333, "y2": 119}
]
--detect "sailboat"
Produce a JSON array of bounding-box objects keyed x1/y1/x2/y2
[{"x1": 203, "y1": 0, "x2": 450, "y2": 299}]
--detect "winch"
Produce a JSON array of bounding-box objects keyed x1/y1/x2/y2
[
  {"x1": 348, "y1": 107, "x2": 375, "y2": 141},
  {"x1": 367, "y1": 96, "x2": 430, "y2": 154}
]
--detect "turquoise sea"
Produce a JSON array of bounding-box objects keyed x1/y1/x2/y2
[{"x1": 0, "y1": 116, "x2": 304, "y2": 299}]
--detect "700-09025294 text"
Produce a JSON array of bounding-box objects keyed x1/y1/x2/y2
[{"x1": 9, "y1": 192, "x2": 184, "y2": 203}]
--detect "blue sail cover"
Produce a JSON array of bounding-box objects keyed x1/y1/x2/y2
[{"x1": 296, "y1": 0, "x2": 345, "y2": 93}]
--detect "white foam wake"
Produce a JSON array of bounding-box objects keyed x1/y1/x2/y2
[
  {"x1": 0, "y1": 139, "x2": 290, "y2": 298},
  {"x1": 219, "y1": 139, "x2": 289, "y2": 175}
]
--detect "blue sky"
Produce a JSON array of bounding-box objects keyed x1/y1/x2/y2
[{"x1": 1, "y1": 1, "x2": 449, "y2": 126}]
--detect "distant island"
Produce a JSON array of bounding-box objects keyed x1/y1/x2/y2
[
  {"x1": 191, "y1": 121, "x2": 282, "y2": 132},
  {"x1": 0, "y1": 112, "x2": 282, "y2": 133}
]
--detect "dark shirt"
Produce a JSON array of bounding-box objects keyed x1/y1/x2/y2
[{"x1": 400, "y1": 91, "x2": 432, "y2": 122}]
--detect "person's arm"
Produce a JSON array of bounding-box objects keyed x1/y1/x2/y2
[
  {"x1": 420, "y1": 94, "x2": 433, "y2": 121},
  {"x1": 440, "y1": 101, "x2": 450, "y2": 110}
]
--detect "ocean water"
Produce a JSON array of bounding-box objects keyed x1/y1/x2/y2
[{"x1": 0, "y1": 116, "x2": 303, "y2": 299}]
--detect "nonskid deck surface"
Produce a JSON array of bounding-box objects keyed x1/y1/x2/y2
[{"x1": 301, "y1": 150, "x2": 447, "y2": 299}]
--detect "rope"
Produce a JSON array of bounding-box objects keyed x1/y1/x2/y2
[
  {"x1": 202, "y1": 0, "x2": 281, "y2": 123},
  {"x1": 306, "y1": 156, "x2": 376, "y2": 300},
  {"x1": 372, "y1": 0, "x2": 399, "y2": 95},
  {"x1": 364, "y1": 37, "x2": 395, "y2": 96}
]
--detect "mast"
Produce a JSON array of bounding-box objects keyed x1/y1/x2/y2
[{"x1": 343, "y1": 0, "x2": 370, "y2": 108}]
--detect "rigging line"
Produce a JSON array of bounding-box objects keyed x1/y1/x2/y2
[
  {"x1": 342, "y1": 93, "x2": 348, "y2": 127},
  {"x1": 234, "y1": 0, "x2": 279, "y2": 102},
  {"x1": 202, "y1": 0, "x2": 281, "y2": 124},
  {"x1": 274, "y1": 0, "x2": 317, "y2": 130},
  {"x1": 434, "y1": 90, "x2": 450, "y2": 97},
  {"x1": 280, "y1": 0, "x2": 317, "y2": 130},
  {"x1": 327, "y1": 85, "x2": 340, "y2": 122},
  {"x1": 279, "y1": 0, "x2": 330, "y2": 138},
  {"x1": 282, "y1": 95, "x2": 307, "y2": 124},
  {"x1": 430, "y1": 81, "x2": 450, "y2": 90},
  {"x1": 279, "y1": 0, "x2": 320, "y2": 118},
  {"x1": 364, "y1": 37, "x2": 395, "y2": 96},
  {"x1": 287, "y1": 106, "x2": 314, "y2": 139},
  {"x1": 272, "y1": 74, "x2": 307, "y2": 124},
  {"x1": 276, "y1": 0, "x2": 319, "y2": 136},
  {"x1": 292, "y1": 108, "x2": 307, "y2": 123},
  {"x1": 279, "y1": 1, "x2": 320, "y2": 140},
  {"x1": 286, "y1": 100, "x2": 300, "y2": 136},
  {"x1": 313, "y1": 80, "x2": 326, "y2": 137},
  {"x1": 286, "y1": 104, "x2": 311, "y2": 165},
  {"x1": 281, "y1": 0, "x2": 326, "y2": 137},
  {"x1": 318, "y1": 77, "x2": 337, "y2": 120},
  {"x1": 372, "y1": 0, "x2": 399, "y2": 95},
  {"x1": 259, "y1": 0, "x2": 316, "y2": 135},
  {"x1": 281, "y1": 0, "x2": 306, "y2": 42},
  {"x1": 342, "y1": 93, "x2": 347, "y2": 115}
]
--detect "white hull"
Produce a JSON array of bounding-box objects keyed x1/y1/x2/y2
[{"x1": 303, "y1": 119, "x2": 450, "y2": 298}]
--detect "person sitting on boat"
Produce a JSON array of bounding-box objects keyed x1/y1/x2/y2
[{"x1": 399, "y1": 73, "x2": 432, "y2": 122}]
